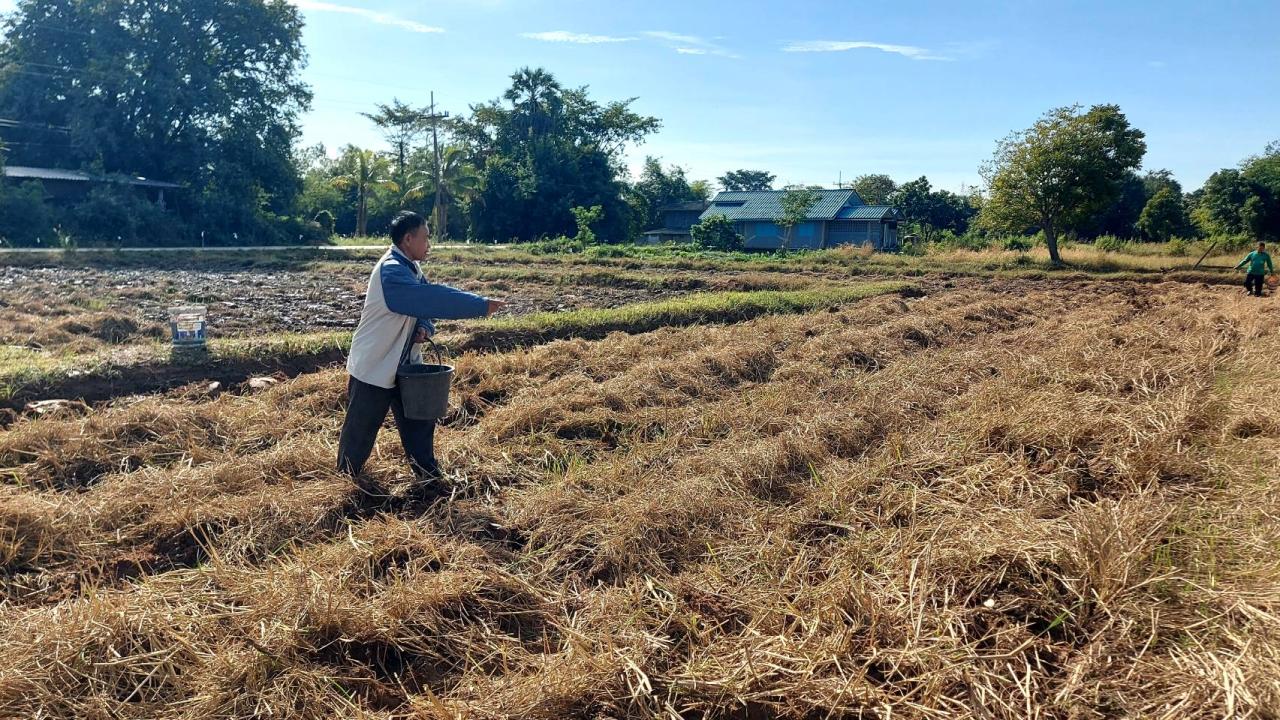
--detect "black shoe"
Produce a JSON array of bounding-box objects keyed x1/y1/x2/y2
[
  {"x1": 411, "y1": 459, "x2": 443, "y2": 481},
  {"x1": 352, "y1": 474, "x2": 390, "y2": 499},
  {"x1": 404, "y1": 479, "x2": 450, "y2": 507}
]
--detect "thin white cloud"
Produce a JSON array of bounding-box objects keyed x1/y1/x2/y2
[
  {"x1": 644, "y1": 31, "x2": 702, "y2": 45},
  {"x1": 783, "y1": 40, "x2": 952, "y2": 61},
  {"x1": 522, "y1": 30, "x2": 633, "y2": 44},
  {"x1": 289, "y1": 1, "x2": 443, "y2": 33},
  {"x1": 643, "y1": 30, "x2": 739, "y2": 58},
  {"x1": 1148, "y1": 60, "x2": 1167, "y2": 68}
]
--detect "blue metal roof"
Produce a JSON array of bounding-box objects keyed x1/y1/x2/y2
[
  {"x1": 2, "y1": 165, "x2": 182, "y2": 189},
  {"x1": 835, "y1": 205, "x2": 900, "y2": 220},
  {"x1": 699, "y1": 189, "x2": 862, "y2": 222}
]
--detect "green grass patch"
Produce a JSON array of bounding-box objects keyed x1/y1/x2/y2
[
  {"x1": 461, "y1": 282, "x2": 914, "y2": 351},
  {"x1": 0, "y1": 331, "x2": 354, "y2": 406}
]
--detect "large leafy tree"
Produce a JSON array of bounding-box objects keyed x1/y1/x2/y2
[
  {"x1": 0, "y1": 0, "x2": 311, "y2": 235},
  {"x1": 979, "y1": 104, "x2": 1146, "y2": 264},
  {"x1": 456, "y1": 67, "x2": 660, "y2": 242},
  {"x1": 851, "y1": 173, "x2": 897, "y2": 205},
  {"x1": 890, "y1": 176, "x2": 977, "y2": 242},
  {"x1": 718, "y1": 169, "x2": 775, "y2": 192},
  {"x1": 1198, "y1": 169, "x2": 1261, "y2": 237},
  {"x1": 630, "y1": 156, "x2": 699, "y2": 231},
  {"x1": 1136, "y1": 187, "x2": 1190, "y2": 241},
  {"x1": 1143, "y1": 168, "x2": 1183, "y2": 199},
  {"x1": 1077, "y1": 170, "x2": 1147, "y2": 238}
]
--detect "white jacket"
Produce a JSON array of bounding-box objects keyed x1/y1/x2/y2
[{"x1": 346, "y1": 247, "x2": 489, "y2": 388}]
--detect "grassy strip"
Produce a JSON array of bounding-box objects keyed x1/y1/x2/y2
[
  {"x1": 462, "y1": 282, "x2": 914, "y2": 351},
  {"x1": 2, "y1": 284, "x2": 913, "y2": 403},
  {"x1": 0, "y1": 331, "x2": 352, "y2": 406},
  {"x1": 0, "y1": 243, "x2": 1247, "y2": 287}
]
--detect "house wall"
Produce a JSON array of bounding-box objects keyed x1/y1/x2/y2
[
  {"x1": 726, "y1": 217, "x2": 899, "y2": 252},
  {"x1": 738, "y1": 221, "x2": 822, "y2": 250},
  {"x1": 826, "y1": 220, "x2": 873, "y2": 247},
  {"x1": 664, "y1": 210, "x2": 703, "y2": 230}
]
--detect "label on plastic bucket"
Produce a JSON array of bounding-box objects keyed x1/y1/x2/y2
[{"x1": 169, "y1": 305, "x2": 207, "y2": 346}]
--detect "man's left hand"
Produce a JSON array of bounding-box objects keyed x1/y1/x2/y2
[{"x1": 413, "y1": 327, "x2": 430, "y2": 344}]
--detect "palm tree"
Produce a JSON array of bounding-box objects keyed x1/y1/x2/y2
[
  {"x1": 332, "y1": 147, "x2": 398, "y2": 237},
  {"x1": 402, "y1": 146, "x2": 480, "y2": 242},
  {"x1": 361, "y1": 99, "x2": 430, "y2": 189},
  {"x1": 503, "y1": 67, "x2": 562, "y2": 140}
]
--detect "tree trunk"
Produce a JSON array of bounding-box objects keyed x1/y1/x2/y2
[
  {"x1": 357, "y1": 187, "x2": 368, "y2": 238},
  {"x1": 1045, "y1": 224, "x2": 1062, "y2": 266}
]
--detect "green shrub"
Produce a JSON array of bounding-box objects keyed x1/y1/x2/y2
[
  {"x1": 0, "y1": 180, "x2": 55, "y2": 246},
  {"x1": 68, "y1": 184, "x2": 188, "y2": 246},
  {"x1": 1209, "y1": 233, "x2": 1254, "y2": 253},
  {"x1": 899, "y1": 235, "x2": 928, "y2": 256},
  {"x1": 690, "y1": 214, "x2": 744, "y2": 251},
  {"x1": 313, "y1": 210, "x2": 336, "y2": 238},
  {"x1": 585, "y1": 245, "x2": 626, "y2": 258},
  {"x1": 933, "y1": 229, "x2": 991, "y2": 251},
  {"x1": 1003, "y1": 236, "x2": 1033, "y2": 252},
  {"x1": 1094, "y1": 234, "x2": 1128, "y2": 253},
  {"x1": 526, "y1": 236, "x2": 586, "y2": 255},
  {"x1": 1165, "y1": 238, "x2": 1190, "y2": 257},
  {"x1": 571, "y1": 205, "x2": 603, "y2": 245}
]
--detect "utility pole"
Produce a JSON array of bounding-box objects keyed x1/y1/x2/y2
[{"x1": 426, "y1": 92, "x2": 450, "y2": 242}]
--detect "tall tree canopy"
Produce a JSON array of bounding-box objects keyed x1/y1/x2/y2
[
  {"x1": 1136, "y1": 187, "x2": 1190, "y2": 241},
  {"x1": 979, "y1": 104, "x2": 1146, "y2": 264},
  {"x1": 890, "y1": 176, "x2": 977, "y2": 242},
  {"x1": 455, "y1": 67, "x2": 659, "y2": 242},
  {"x1": 1196, "y1": 145, "x2": 1280, "y2": 241},
  {"x1": 851, "y1": 173, "x2": 897, "y2": 205},
  {"x1": 718, "y1": 169, "x2": 775, "y2": 192},
  {"x1": 629, "y1": 156, "x2": 700, "y2": 232},
  {"x1": 0, "y1": 0, "x2": 312, "y2": 236}
]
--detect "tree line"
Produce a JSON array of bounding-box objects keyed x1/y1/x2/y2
[{"x1": 0, "y1": 1, "x2": 1275, "y2": 251}]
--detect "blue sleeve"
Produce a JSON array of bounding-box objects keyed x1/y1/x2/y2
[
  {"x1": 416, "y1": 318, "x2": 435, "y2": 337},
  {"x1": 381, "y1": 260, "x2": 489, "y2": 321}
]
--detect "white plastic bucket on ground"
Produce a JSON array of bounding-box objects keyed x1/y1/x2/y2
[{"x1": 169, "y1": 305, "x2": 208, "y2": 346}]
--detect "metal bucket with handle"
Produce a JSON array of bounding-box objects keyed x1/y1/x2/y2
[{"x1": 397, "y1": 339, "x2": 454, "y2": 421}]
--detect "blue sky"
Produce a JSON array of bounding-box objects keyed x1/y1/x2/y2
[
  {"x1": 6, "y1": 0, "x2": 1277, "y2": 192},
  {"x1": 287, "y1": 0, "x2": 1279, "y2": 192}
]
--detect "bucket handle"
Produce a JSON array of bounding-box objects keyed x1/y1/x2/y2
[{"x1": 421, "y1": 337, "x2": 448, "y2": 365}]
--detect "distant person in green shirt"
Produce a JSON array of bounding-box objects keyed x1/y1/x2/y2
[{"x1": 1236, "y1": 242, "x2": 1274, "y2": 297}]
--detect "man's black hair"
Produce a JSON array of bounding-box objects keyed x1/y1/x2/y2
[{"x1": 390, "y1": 211, "x2": 427, "y2": 247}]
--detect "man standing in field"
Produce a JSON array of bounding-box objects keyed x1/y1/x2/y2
[
  {"x1": 338, "y1": 210, "x2": 505, "y2": 501},
  {"x1": 1235, "y1": 241, "x2": 1274, "y2": 297}
]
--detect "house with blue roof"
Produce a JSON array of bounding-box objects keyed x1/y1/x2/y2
[{"x1": 698, "y1": 189, "x2": 902, "y2": 251}]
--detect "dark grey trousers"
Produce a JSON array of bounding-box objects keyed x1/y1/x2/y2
[
  {"x1": 1246, "y1": 273, "x2": 1265, "y2": 296},
  {"x1": 336, "y1": 375, "x2": 439, "y2": 479}
]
